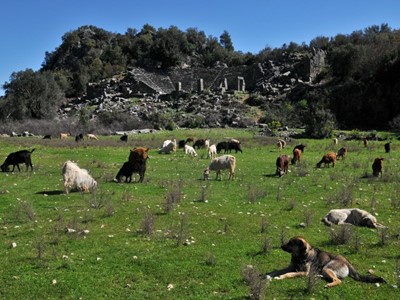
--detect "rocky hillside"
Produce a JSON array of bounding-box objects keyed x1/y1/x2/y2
[{"x1": 58, "y1": 48, "x2": 326, "y2": 129}]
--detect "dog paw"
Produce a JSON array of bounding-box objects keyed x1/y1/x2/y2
[{"x1": 274, "y1": 276, "x2": 282, "y2": 280}]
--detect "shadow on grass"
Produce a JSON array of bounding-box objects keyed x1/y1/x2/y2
[
  {"x1": 263, "y1": 173, "x2": 278, "y2": 178},
  {"x1": 36, "y1": 190, "x2": 64, "y2": 195}
]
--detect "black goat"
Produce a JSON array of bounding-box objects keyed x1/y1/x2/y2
[
  {"x1": 384, "y1": 142, "x2": 391, "y2": 153},
  {"x1": 294, "y1": 144, "x2": 306, "y2": 153},
  {"x1": 75, "y1": 133, "x2": 84, "y2": 142},
  {"x1": 227, "y1": 141, "x2": 242, "y2": 153},
  {"x1": 120, "y1": 134, "x2": 128, "y2": 142},
  {"x1": 43, "y1": 135, "x2": 52, "y2": 139},
  {"x1": 216, "y1": 141, "x2": 228, "y2": 154},
  {"x1": 1, "y1": 149, "x2": 35, "y2": 172},
  {"x1": 115, "y1": 160, "x2": 147, "y2": 183}
]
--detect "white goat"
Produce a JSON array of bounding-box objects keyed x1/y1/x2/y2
[
  {"x1": 87, "y1": 134, "x2": 98, "y2": 140},
  {"x1": 62, "y1": 161, "x2": 97, "y2": 194},
  {"x1": 204, "y1": 155, "x2": 236, "y2": 181},
  {"x1": 162, "y1": 139, "x2": 172, "y2": 148},
  {"x1": 184, "y1": 144, "x2": 198, "y2": 157},
  {"x1": 207, "y1": 144, "x2": 217, "y2": 159},
  {"x1": 159, "y1": 139, "x2": 176, "y2": 154}
]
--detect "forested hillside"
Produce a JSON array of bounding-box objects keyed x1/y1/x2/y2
[{"x1": 1, "y1": 23, "x2": 400, "y2": 135}]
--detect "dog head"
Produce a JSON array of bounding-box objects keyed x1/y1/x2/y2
[
  {"x1": 281, "y1": 236, "x2": 312, "y2": 257},
  {"x1": 361, "y1": 216, "x2": 387, "y2": 229}
]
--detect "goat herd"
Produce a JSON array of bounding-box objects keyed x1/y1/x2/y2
[
  {"x1": 275, "y1": 138, "x2": 387, "y2": 178},
  {"x1": 0, "y1": 136, "x2": 244, "y2": 195},
  {"x1": 0, "y1": 135, "x2": 390, "y2": 194}
]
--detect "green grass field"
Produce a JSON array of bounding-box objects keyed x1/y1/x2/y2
[{"x1": 0, "y1": 128, "x2": 399, "y2": 299}]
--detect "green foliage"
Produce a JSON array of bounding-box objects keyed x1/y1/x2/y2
[
  {"x1": 304, "y1": 107, "x2": 336, "y2": 138},
  {"x1": 220, "y1": 30, "x2": 234, "y2": 52},
  {"x1": 267, "y1": 120, "x2": 281, "y2": 131},
  {"x1": 1, "y1": 69, "x2": 63, "y2": 120}
]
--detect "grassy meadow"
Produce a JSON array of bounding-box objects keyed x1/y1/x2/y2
[{"x1": 0, "y1": 128, "x2": 399, "y2": 299}]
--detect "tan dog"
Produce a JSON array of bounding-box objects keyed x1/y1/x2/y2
[
  {"x1": 322, "y1": 208, "x2": 386, "y2": 229},
  {"x1": 265, "y1": 236, "x2": 386, "y2": 288}
]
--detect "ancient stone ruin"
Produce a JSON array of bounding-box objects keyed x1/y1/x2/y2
[{"x1": 58, "y1": 49, "x2": 326, "y2": 129}]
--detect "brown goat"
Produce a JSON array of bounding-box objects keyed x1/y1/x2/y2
[
  {"x1": 363, "y1": 138, "x2": 368, "y2": 147},
  {"x1": 372, "y1": 158, "x2": 384, "y2": 177},
  {"x1": 291, "y1": 148, "x2": 302, "y2": 164},
  {"x1": 276, "y1": 155, "x2": 290, "y2": 177},
  {"x1": 316, "y1": 152, "x2": 337, "y2": 168}
]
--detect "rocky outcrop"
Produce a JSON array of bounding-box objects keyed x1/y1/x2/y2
[{"x1": 58, "y1": 49, "x2": 326, "y2": 129}]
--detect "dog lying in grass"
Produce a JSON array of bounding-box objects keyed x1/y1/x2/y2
[
  {"x1": 322, "y1": 208, "x2": 386, "y2": 229},
  {"x1": 265, "y1": 236, "x2": 386, "y2": 288}
]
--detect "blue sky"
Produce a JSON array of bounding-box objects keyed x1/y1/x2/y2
[{"x1": 1, "y1": 0, "x2": 399, "y2": 96}]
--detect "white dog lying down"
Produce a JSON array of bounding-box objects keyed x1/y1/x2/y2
[{"x1": 322, "y1": 208, "x2": 386, "y2": 229}]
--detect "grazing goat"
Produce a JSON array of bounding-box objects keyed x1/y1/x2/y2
[
  {"x1": 159, "y1": 140, "x2": 176, "y2": 154},
  {"x1": 127, "y1": 147, "x2": 149, "y2": 182},
  {"x1": 60, "y1": 133, "x2": 69, "y2": 140},
  {"x1": 216, "y1": 141, "x2": 228, "y2": 154},
  {"x1": 316, "y1": 152, "x2": 337, "y2": 168},
  {"x1": 75, "y1": 133, "x2": 84, "y2": 142},
  {"x1": 277, "y1": 139, "x2": 286, "y2": 151},
  {"x1": 129, "y1": 147, "x2": 149, "y2": 162},
  {"x1": 384, "y1": 142, "x2": 391, "y2": 153},
  {"x1": 337, "y1": 147, "x2": 347, "y2": 160},
  {"x1": 43, "y1": 135, "x2": 51, "y2": 139},
  {"x1": 62, "y1": 161, "x2": 97, "y2": 194},
  {"x1": 363, "y1": 138, "x2": 368, "y2": 147},
  {"x1": 193, "y1": 139, "x2": 210, "y2": 149},
  {"x1": 120, "y1": 134, "x2": 128, "y2": 142},
  {"x1": 162, "y1": 139, "x2": 173, "y2": 147},
  {"x1": 1, "y1": 149, "x2": 35, "y2": 172},
  {"x1": 207, "y1": 144, "x2": 217, "y2": 159},
  {"x1": 178, "y1": 137, "x2": 193, "y2": 149},
  {"x1": 372, "y1": 158, "x2": 384, "y2": 177},
  {"x1": 115, "y1": 160, "x2": 147, "y2": 183},
  {"x1": 276, "y1": 155, "x2": 290, "y2": 177},
  {"x1": 294, "y1": 144, "x2": 306, "y2": 153},
  {"x1": 227, "y1": 140, "x2": 242, "y2": 153},
  {"x1": 291, "y1": 148, "x2": 302, "y2": 165},
  {"x1": 184, "y1": 145, "x2": 198, "y2": 157},
  {"x1": 178, "y1": 140, "x2": 187, "y2": 149},
  {"x1": 204, "y1": 155, "x2": 236, "y2": 181},
  {"x1": 87, "y1": 134, "x2": 98, "y2": 140}
]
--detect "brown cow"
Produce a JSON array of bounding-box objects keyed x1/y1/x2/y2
[
  {"x1": 372, "y1": 158, "x2": 384, "y2": 177},
  {"x1": 316, "y1": 152, "x2": 337, "y2": 168},
  {"x1": 291, "y1": 148, "x2": 302, "y2": 164},
  {"x1": 276, "y1": 155, "x2": 290, "y2": 177}
]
